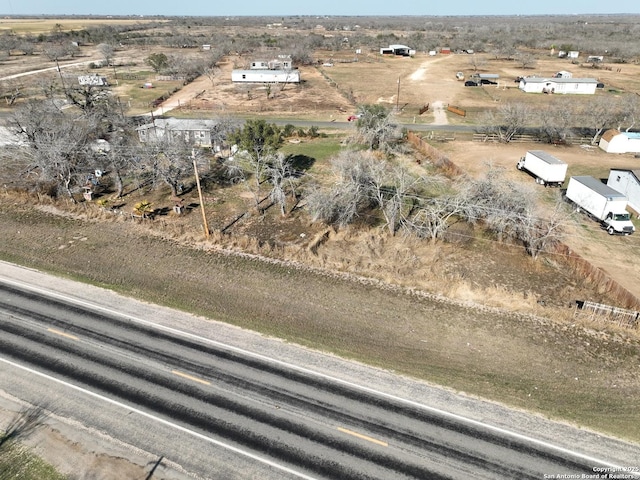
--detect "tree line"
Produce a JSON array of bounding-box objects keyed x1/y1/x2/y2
[{"x1": 4, "y1": 89, "x2": 564, "y2": 261}]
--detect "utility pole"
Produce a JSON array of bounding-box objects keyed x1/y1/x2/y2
[
  {"x1": 55, "y1": 58, "x2": 68, "y2": 96},
  {"x1": 192, "y1": 156, "x2": 210, "y2": 240},
  {"x1": 396, "y1": 76, "x2": 400, "y2": 112}
]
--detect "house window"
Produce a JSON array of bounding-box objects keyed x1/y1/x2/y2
[{"x1": 242, "y1": 74, "x2": 246, "y2": 79}]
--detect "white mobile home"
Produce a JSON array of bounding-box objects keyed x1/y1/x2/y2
[
  {"x1": 231, "y1": 69, "x2": 300, "y2": 83},
  {"x1": 599, "y1": 130, "x2": 640, "y2": 154},
  {"x1": 607, "y1": 169, "x2": 640, "y2": 214},
  {"x1": 518, "y1": 77, "x2": 598, "y2": 94}
]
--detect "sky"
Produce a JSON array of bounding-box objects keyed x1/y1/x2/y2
[{"x1": 3, "y1": 0, "x2": 640, "y2": 17}]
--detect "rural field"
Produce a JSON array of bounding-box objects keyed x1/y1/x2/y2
[{"x1": 1, "y1": 15, "x2": 640, "y2": 479}]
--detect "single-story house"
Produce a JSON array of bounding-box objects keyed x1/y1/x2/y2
[
  {"x1": 599, "y1": 130, "x2": 640, "y2": 154},
  {"x1": 231, "y1": 69, "x2": 300, "y2": 83},
  {"x1": 607, "y1": 169, "x2": 640, "y2": 214},
  {"x1": 380, "y1": 44, "x2": 415, "y2": 56},
  {"x1": 136, "y1": 118, "x2": 221, "y2": 149},
  {"x1": 518, "y1": 77, "x2": 598, "y2": 94}
]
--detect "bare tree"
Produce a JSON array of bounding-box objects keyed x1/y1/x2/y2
[
  {"x1": 403, "y1": 194, "x2": 465, "y2": 242},
  {"x1": 459, "y1": 167, "x2": 563, "y2": 258},
  {"x1": 580, "y1": 96, "x2": 624, "y2": 145},
  {"x1": 11, "y1": 100, "x2": 93, "y2": 200},
  {"x1": 138, "y1": 137, "x2": 196, "y2": 197},
  {"x1": 305, "y1": 150, "x2": 377, "y2": 227},
  {"x1": 352, "y1": 104, "x2": 404, "y2": 152},
  {"x1": 97, "y1": 42, "x2": 115, "y2": 67},
  {"x1": 617, "y1": 93, "x2": 640, "y2": 132},
  {"x1": 467, "y1": 54, "x2": 487, "y2": 72},
  {"x1": 516, "y1": 52, "x2": 537, "y2": 69},
  {"x1": 516, "y1": 201, "x2": 564, "y2": 260},
  {"x1": 369, "y1": 162, "x2": 430, "y2": 235},
  {"x1": 265, "y1": 153, "x2": 298, "y2": 216},
  {"x1": 42, "y1": 44, "x2": 68, "y2": 63},
  {"x1": 537, "y1": 99, "x2": 578, "y2": 144},
  {"x1": 1, "y1": 78, "x2": 22, "y2": 106},
  {"x1": 479, "y1": 102, "x2": 533, "y2": 143}
]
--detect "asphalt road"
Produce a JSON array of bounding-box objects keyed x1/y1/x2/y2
[{"x1": 1, "y1": 275, "x2": 636, "y2": 480}]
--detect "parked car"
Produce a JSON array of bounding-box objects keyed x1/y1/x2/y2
[
  {"x1": 347, "y1": 115, "x2": 361, "y2": 121},
  {"x1": 464, "y1": 80, "x2": 478, "y2": 87}
]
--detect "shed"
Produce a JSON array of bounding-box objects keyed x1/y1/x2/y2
[
  {"x1": 518, "y1": 77, "x2": 597, "y2": 94},
  {"x1": 607, "y1": 169, "x2": 640, "y2": 214},
  {"x1": 599, "y1": 130, "x2": 640, "y2": 154},
  {"x1": 554, "y1": 70, "x2": 572, "y2": 78}
]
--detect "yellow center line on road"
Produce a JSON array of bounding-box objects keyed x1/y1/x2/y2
[
  {"x1": 337, "y1": 427, "x2": 388, "y2": 447},
  {"x1": 47, "y1": 328, "x2": 79, "y2": 341},
  {"x1": 171, "y1": 370, "x2": 211, "y2": 386}
]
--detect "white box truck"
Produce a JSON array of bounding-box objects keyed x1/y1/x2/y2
[
  {"x1": 565, "y1": 176, "x2": 635, "y2": 235},
  {"x1": 517, "y1": 150, "x2": 568, "y2": 187}
]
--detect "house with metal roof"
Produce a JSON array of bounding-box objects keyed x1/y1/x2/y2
[
  {"x1": 599, "y1": 129, "x2": 640, "y2": 154},
  {"x1": 136, "y1": 118, "x2": 221, "y2": 148},
  {"x1": 518, "y1": 76, "x2": 598, "y2": 94}
]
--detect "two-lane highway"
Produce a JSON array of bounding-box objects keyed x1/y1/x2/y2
[{"x1": 0, "y1": 279, "x2": 635, "y2": 479}]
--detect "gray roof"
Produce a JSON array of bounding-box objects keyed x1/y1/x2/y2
[
  {"x1": 137, "y1": 118, "x2": 218, "y2": 132},
  {"x1": 571, "y1": 176, "x2": 626, "y2": 199},
  {"x1": 528, "y1": 150, "x2": 567, "y2": 165}
]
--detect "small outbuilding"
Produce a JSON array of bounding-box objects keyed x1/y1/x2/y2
[
  {"x1": 599, "y1": 130, "x2": 640, "y2": 154},
  {"x1": 607, "y1": 169, "x2": 640, "y2": 214},
  {"x1": 380, "y1": 44, "x2": 415, "y2": 56},
  {"x1": 518, "y1": 77, "x2": 598, "y2": 94}
]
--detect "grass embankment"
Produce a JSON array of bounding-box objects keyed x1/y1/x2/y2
[
  {"x1": 1, "y1": 199, "x2": 639, "y2": 443},
  {"x1": 0, "y1": 441, "x2": 65, "y2": 480}
]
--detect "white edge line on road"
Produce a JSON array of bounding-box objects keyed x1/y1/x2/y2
[
  {"x1": 0, "y1": 356, "x2": 319, "y2": 480},
  {"x1": 3, "y1": 276, "x2": 639, "y2": 475}
]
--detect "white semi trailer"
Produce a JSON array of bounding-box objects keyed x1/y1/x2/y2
[
  {"x1": 517, "y1": 150, "x2": 568, "y2": 187},
  {"x1": 565, "y1": 176, "x2": 635, "y2": 235}
]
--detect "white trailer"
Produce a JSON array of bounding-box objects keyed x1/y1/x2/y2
[
  {"x1": 231, "y1": 69, "x2": 300, "y2": 83},
  {"x1": 517, "y1": 150, "x2": 568, "y2": 187},
  {"x1": 565, "y1": 176, "x2": 635, "y2": 235}
]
